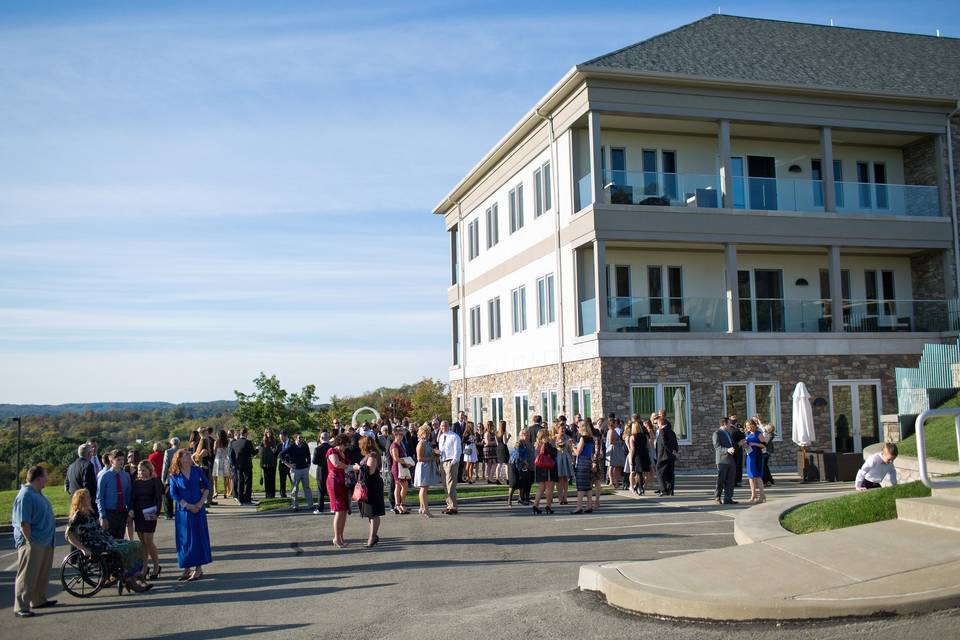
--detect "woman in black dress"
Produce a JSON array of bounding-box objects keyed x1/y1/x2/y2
[
  {"x1": 356, "y1": 436, "x2": 385, "y2": 548},
  {"x1": 496, "y1": 421, "x2": 511, "y2": 483},
  {"x1": 132, "y1": 460, "x2": 164, "y2": 579},
  {"x1": 631, "y1": 418, "x2": 651, "y2": 495},
  {"x1": 532, "y1": 429, "x2": 558, "y2": 514}
]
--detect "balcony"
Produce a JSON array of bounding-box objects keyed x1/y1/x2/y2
[
  {"x1": 575, "y1": 170, "x2": 942, "y2": 218},
  {"x1": 577, "y1": 297, "x2": 960, "y2": 336}
]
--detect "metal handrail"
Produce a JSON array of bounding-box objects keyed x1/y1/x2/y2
[{"x1": 914, "y1": 408, "x2": 960, "y2": 488}]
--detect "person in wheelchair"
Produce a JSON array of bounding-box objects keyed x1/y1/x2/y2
[{"x1": 64, "y1": 489, "x2": 152, "y2": 594}]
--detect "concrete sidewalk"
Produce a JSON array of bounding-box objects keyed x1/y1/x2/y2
[{"x1": 580, "y1": 493, "x2": 960, "y2": 621}]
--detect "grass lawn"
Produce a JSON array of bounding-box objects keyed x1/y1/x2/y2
[
  {"x1": 0, "y1": 486, "x2": 71, "y2": 523},
  {"x1": 898, "y1": 392, "x2": 960, "y2": 462},
  {"x1": 780, "y1": 480, "x2": 931, "y2": 534}
]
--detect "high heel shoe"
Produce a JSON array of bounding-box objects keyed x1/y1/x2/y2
[
  {"x1": 149, "y1": 566, "x2": 162, "y2": 580},
  {"x1": 545, "y1": 506, "x2": 554, "y2": 514},
  {"x1": 532, "y1": 505, "x2": 542, "y2": 515}
]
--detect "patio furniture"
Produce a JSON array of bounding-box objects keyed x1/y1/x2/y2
[
  {"x1": 610, "y1": 185, "x2": 634, "y2": 204},
  {"x1": 685, "y1": 187, "x2": 718, "y2": 208},
  {"x1": 638, "y1": 196, "x2": 670, "y2": 206},
  {"x1": 638, "y1": 313, "x2": 690, "y2": 332}
]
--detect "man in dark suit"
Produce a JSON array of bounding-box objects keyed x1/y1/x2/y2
[
  {"x1": 65, "y1": 443, "x2": 99, "y2": 516},
  {"x1": 201, "y1": 426, "x2": 216, "y2": 505},
  {"x1": 654, "y1": 415, "x2": 679, "y2": 496},
  {"x1": 713, "y1": 418, "x2": 739, "y2": 505},
  {"x1": 229, "y1": 428, "x2": 257, "y2": 505},
  {"x1": 277, "y1": 432, "x2": 292, "y2": 497},
  {"x1": 728, "y1": 413, "x2": 745, "y2": 487},
  {"x1": 452, "y1": 411, "x2": 467, "y2": 437}
]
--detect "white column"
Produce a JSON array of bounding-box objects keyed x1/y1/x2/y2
[
  {"x1": 724, "y1": 243, "x2": 740, "y2": 332},
  {"x1": 588, "y1": 111, "x2": 604, "y2": 206},
  {"x1": 593, "y1": 239, "x2": 608, "y2": 333},
  {"x1": 821, "y1": 127, "x2": 837, "y2": 212},
  {"x1": 829, "y1": 245, "x2": 844, "y2": 333},
  {"x1": 718, "y1": 120, "x2": 734, "y2": 209}
]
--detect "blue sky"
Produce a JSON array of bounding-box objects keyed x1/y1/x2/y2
[{"x1": 1, "y1": 0, "x2": 958, "y2": 404}]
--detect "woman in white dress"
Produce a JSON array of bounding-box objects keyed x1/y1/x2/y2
[
  {"x1": 462, "y1": 422, "x2": 478, "y2": 483},
  {"x1": 212, "y1": 429, "x2": 233, "y2": 499},
  {"x1": 413, "y1": 423, "x2": 441, "y2": 517}
]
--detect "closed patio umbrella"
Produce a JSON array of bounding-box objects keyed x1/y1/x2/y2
[
  {"x1": 672, "y1": 388, "x2": 686, "y2": 440},
  {"x1": 791, "y1": 382, "x2": 816, "y2": 481}
]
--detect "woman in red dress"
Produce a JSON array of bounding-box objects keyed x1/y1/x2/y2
[{"x1": 326, "y1": 434, "x2": 352, "y2": 548}]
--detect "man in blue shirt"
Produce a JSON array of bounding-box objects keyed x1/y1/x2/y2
[
  {"x1": 97, "y1": 450, "x2": 133, "y2": 539},
  {"x1": 12, "y1": 465, "x2": 57, "y2": 617}
]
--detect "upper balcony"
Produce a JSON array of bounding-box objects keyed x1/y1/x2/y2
[{"x1": 570, "y1": 114, "x2": 950, "y2": 221}]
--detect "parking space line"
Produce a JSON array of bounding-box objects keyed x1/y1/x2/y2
[
  {"x1": 583, "y1": 518, "x2": 731, "y2": 531},
  {"x1": 658, "y1": 549, "x2": 710, "y2": 554}
]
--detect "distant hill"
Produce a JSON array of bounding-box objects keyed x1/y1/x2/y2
[{"x1": 0, "y1": 401, "x2": 236, "y2": 420}]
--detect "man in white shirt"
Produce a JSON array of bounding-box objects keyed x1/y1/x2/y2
[
  {"x1": 855, "y1": 443, "x2": 898, "y2": 490},
  {"x1": 437, "y1": 421, "x2": 462, "y2": 515}
]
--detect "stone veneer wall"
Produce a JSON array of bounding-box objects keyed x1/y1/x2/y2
[{"x1": 453, "y1": 353, "x2": 919, "y2": 471}]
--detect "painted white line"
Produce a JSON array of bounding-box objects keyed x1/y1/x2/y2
[
  {"x1": 658, "y1": 549, "x2": 711, "y2": 554},
  {"x1": 583, "y1": 519, "x2": 731, "y2": 532},
  {"x1": 4, "y1": 560, "x2": 18, "y2": 572},
  {"x1": 0, "y1": 550, "x2": 18, "y2": 560}
]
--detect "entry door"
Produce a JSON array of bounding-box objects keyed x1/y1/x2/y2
[
  {"x1": 738, "y1": 269, "x2": 784, "y2": 332},
  {"x1": 513, "y1": 393, "x2": 529, "y2": 439},
  {"x1": 830, "y1": 381, "x2": 881, "y2": 453},
  {"x1": 747, "y1": 155, "x2": 778, "y2": 210}
]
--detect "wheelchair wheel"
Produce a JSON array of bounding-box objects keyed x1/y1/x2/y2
[{"x1": 60, "y1": 549, "x2": 105, "y2": 598}]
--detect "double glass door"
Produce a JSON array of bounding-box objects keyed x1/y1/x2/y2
[
  {"x1": 830, "y1": 381, "x2": 881, "y2": 453},
  {"x1": 738, "y1": 269, "x2": 784, "y2": 332}
]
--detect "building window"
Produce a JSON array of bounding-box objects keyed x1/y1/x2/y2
[
  {"x1": 540, "y1": 390, "x2": 559, "y2": 423},
  {"x1": 467, "y1": 219, "x2": 480, "y2": 261},
  {"x1": 513, "y1": 392, "x2": 530, "y2": 436},
  {"x1": 534, "y1": 161, "x2": 552, "y2": 217},
  {"x1": 536, "y1": 273, "x2": 556, "y2": 327},
  {"x1": 630, "y1": 383, "x2": 692, "y2": 443},
  {"x1": 866, "y1": 269, "x2": 896, "y2": 316},
  {"x1": 469, "y1": 305, "x2": 481, "y2": 346},
  {"x1": 648, "y1": 265, "x2": 663, "y2": 314},
  {"x1": 487, "y1": 297, "x2": 501, "y2": 341},
  {"x1": 450, "y1": 227, "x2": 459, "y2": 285},
  {"x1": 662, "y1": 150, "x2": 678, "y2": 200},
  {"x1": 857, "y1": 161, "x2": 872, "y2": 209},
  {"x1": 723, "y1": 382, "x2": 781, "y2": 439},
  {"x1": 570, "y1": 387, "x2": 592, "y2": 419},
  {"x1": 607, "y1": 265, "x2": 631, "y2": 318},
  {"x1": 471, "y1": 396, "x2": 484, "y2": 425},
  {"x1": 509, "y1": 184, "x2": 524, "y2": 233},
  {"x1": 647, "y1": 265, "x2": 682, "y2": 315},
  {"x1": 511, "y1": 285, "x2": 527, "y2": 333},
  {"x1": 818, "y1": 268, "x2": 851, "y2": 321},
  {"x1": 490, "y1": 395, "x2": 504, "y2": 426},
  {"x1": 451, "y1": 306, "x2": 460, "y2": 366},
  {"x1": 485, "y1": 204, "x2": 499, "y2": 249},
  {"x1": 455, "y1": 396, "x2": 464, "y2": 415}
]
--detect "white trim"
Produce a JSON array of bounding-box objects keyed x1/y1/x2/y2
[
  {"x1": 722, "y1": 381, "x2": 783, "y2": 440},
  {"x1": 629, "y1": 382, "x2": 693, "y2": 444},
  {"x1": 828, "y1": 379, "x2": 883, "y2": 453},
  {"x1": 490, "y1": 394, "x2": 504, "y2": 426}
]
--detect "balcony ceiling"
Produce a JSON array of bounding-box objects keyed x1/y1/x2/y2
[
  {"x1": 605, "y1": 239, "x2": 923, "y2": 256},
  {"x1": 598, "y1": 114, "x2": 927, "y2": 147}
]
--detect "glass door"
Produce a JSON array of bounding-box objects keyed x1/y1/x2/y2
[
  {"x1": 747, "y1": 155, "x2": 778, "y2": 210},
  {"x1": 830, "y1": 381, "x2": 882, "y2": 453},
  {"x1": 738, "y1": 269, "x2": 784, "y2": 332},
  {"x1": 513, "y1": 393, "x2": 529, "y2": 439}
]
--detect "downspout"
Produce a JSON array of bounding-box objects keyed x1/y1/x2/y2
[
  {"x1": 456, "y1": 200, "x2": 468, "y2": 412},
  {"x1": 536, "y1": 108, "x2": 566, "y2": 413},
  {"x1": 946, "y1": 105, "x2": 960, "y2": 302}
]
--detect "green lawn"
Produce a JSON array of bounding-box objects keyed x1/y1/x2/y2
[
  {"x1": 0, "y1": 486, "x2": 71, "y2": 523},
  {"x1": 780, "y1": 480, "x2": 931, "y2": 534},
  {"x1": 898, "y1": 392, "x2": 960, "y2": 462}
]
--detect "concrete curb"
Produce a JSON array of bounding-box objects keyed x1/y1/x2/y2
[
  {"x1": 733, "y1": 491, "x2": 854, "y2": 545},
  {"x1": 0, "y1": 516, "x2": 68, "y2": 534}
]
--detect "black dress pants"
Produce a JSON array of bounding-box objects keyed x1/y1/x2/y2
[
  {"x1": 236, "y1": 464, "x2": 253, "y2": 503},
  {"x1": 279, "y1": 466, "x2": 288, "y2": 497},
  {"x1": 657, "y1": 460, "x2": 675, "y2": 496},
  {"x1": 734, "y1": 447, "x2": 744, "y2": 485},
  {"x1": 263, "y1": 465, "x2": 277, "y2": 499},
  {"x1": 316, "y1": 472, "x2": 328, "y2": 512},
  {"x1": 715, "y1": 462, "x2": 736, "y2": 502},
  {"x1": 163, "y1": 483, "x2": 174, "y2": 518}
]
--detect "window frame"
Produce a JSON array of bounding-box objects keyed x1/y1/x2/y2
[
  {"x1": 536, "y1": 273, "x2": 556, "y2": 327},
  {"x1": 722, "y1": 381, "x2": 783, "y2": 440},
  {"x1": 487, "y1": 296, "x2": 501, "y2": 341},
  {"x1": 511, "y1": 285, "x2": 527, "y2": 334},
  {"x1": 469, "y1": 304, "x2": 481, "y2": 346},
  {"x1": 467, "y1": 218, "x2": 480, "y2": 261},
  {"x1": 508, "y1": 183, "x2": 524, "y2": 233},
  {"x1": 570, "y1": 386, "x2": 592, "y2": 420},
  {"x1": 490, "y1": 395, "x2": 504, "y2": 427},
  {"x1": 451, "y1": 306, "x2": 460, "y2": 366},
  {"x1": 533, "y1": 160, "x2": 552, "y2": 218},
  {"x1": 629, "y1": 382, "x2": 692, "y2": 444},
  {"x1": 485, "y1": 204, "x2": 499, "y2": 249}
]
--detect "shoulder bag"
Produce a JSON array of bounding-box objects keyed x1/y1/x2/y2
[{"x1": 534, "y1": 444, "x2": 555, "y2": 469}]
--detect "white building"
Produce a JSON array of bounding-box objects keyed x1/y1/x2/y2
[{"x1": 433, "y1": 15, "x2": 960, "y2": 468}]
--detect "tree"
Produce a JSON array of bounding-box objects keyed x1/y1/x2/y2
[
  {"x1": 409, "y1": 379, "x2": 450, "y2": 425},
  {"x1": 380, "y1": 395, "x2": 413, "y2": 423},
  {"x1": 234, "y1": 373, "x2": 289, "y2": 436}
]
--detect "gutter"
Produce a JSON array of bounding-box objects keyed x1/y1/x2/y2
[
  {"x1": 948, "y1": 103, "x2": 960, "y2": 299},
  {"x1": 456, "y1": 201, "x2": 467, "y2": 409},
  {"x1": 535, "y1": 107, "x2": 566, "y2": 413}
]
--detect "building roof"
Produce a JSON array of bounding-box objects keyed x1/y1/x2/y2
[{"x1": 582, "y1": 14, "x2": 960, "y2": 100}]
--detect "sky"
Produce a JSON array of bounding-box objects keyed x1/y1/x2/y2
[{"x1": 1, "y1": 0, "x2": 959, "y2": 404}]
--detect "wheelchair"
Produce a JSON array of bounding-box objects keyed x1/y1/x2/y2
[{"x1": 59, "y1": 548, "x2": 126, "y2": 598}]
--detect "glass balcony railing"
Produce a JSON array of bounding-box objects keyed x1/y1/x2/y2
[
  {"x1": 606, "y1": 297, "x2": 728, "y2": 333},
  {"x1": 575, "y1": 169, "x2": 943, "y2": 217},
  {"x1": 578, "y1": 295, "x2": 959, "y2": 336}
]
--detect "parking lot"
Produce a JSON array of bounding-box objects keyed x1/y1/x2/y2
[{"x1": 2, "y1": 474, "x2": 958, "y2": 640}]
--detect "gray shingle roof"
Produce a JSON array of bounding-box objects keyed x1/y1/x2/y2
[{"x1": 582, "y1": 14, "x2": 960, "y2": 99}]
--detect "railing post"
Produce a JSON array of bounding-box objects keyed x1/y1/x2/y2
[
  {"x1": 914, "y1": 408, "x2": 960, "y2": 489},
  {"x1": 821, "y1": 127, "x2": 837, "y2": 213}
]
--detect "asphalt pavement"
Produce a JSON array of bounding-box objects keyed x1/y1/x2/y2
[{"x1": 1, "y1": 474, "x2": 958, "y2": 639}]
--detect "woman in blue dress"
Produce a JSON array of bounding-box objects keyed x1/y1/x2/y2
[
  {"x1": 744, "y1": 421, "x2": 767, "y2": 504},
  {"x1": 169, "y1": 449, "x2": 213, "y2": 581}
]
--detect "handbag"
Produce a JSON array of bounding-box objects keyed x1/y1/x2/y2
[
  {"x1": 352, "y1": 477, "x2": 368, "y2": 502},
  {"x1": 534, "y1": 445, "x2": 555, "y2": 469},
  {"x1": 398, "y1": 465, "x2": 412, "y2": 480}
]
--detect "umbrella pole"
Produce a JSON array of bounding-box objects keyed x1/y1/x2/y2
[{"x1": 800, "y1": 445, "x2": 807, "y2": 482}]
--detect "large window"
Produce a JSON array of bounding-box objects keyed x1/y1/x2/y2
[
  {"x1": 511, "y1": 285, "x2": 527, "y2": 333},
  {"x1": 536, "y1": 273, "x2": 556, "y2": 326},
  {"x1": 534, "y1": 161, "x2": 552, "y2": 217},
  {"x1": 451, "y1": 306, "x2": 460, "y2": 366},
  {"x1": 487, "y1": 297, "x2": 501, "y2": 341},
  {"x1": 509, "y1": 183, "x2": 524, "y2": 233},
  {"x1": 723, "y1": 382, "x2": 781, "y2": 439},
  {"x1": 469, "y1": 305, "x2": 481, "y2": 346},
  {"x1": 570, "y1": 387, "x2": 592, "y2": 419},
  {"x1": 662, "y1": 150, "x2": 678, "y2": 200},
  {"x1": 471, "y1": 396, "x2": 484, "y2": 425},
  {"x1": 647, "y1": 265, "x2": 683, "y2": 315},
  {"x1": 467, "y1": 219, "x2": 480, "y2": 261},
  {"x1": 513, "y1": 392, "x2": 530, "y2": 436},
  {"x1": 485, "y1": 204, "x2": 499, "y2": 249},
  {"x1": 630, "y1": 383, "x2": 691, "y2": 443},
  {"x1": 865, "y1": 269, "x2": 896, "y2": 316},
  {"x1": 490, "y1": 395, "x2": 504, "y2": 426},
  {"x1": 450, "y1": 228, "x2": 459, "y2": 285},
  {"x1": 539, "y1": 390, "x2": 559, "y2": 423}
]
